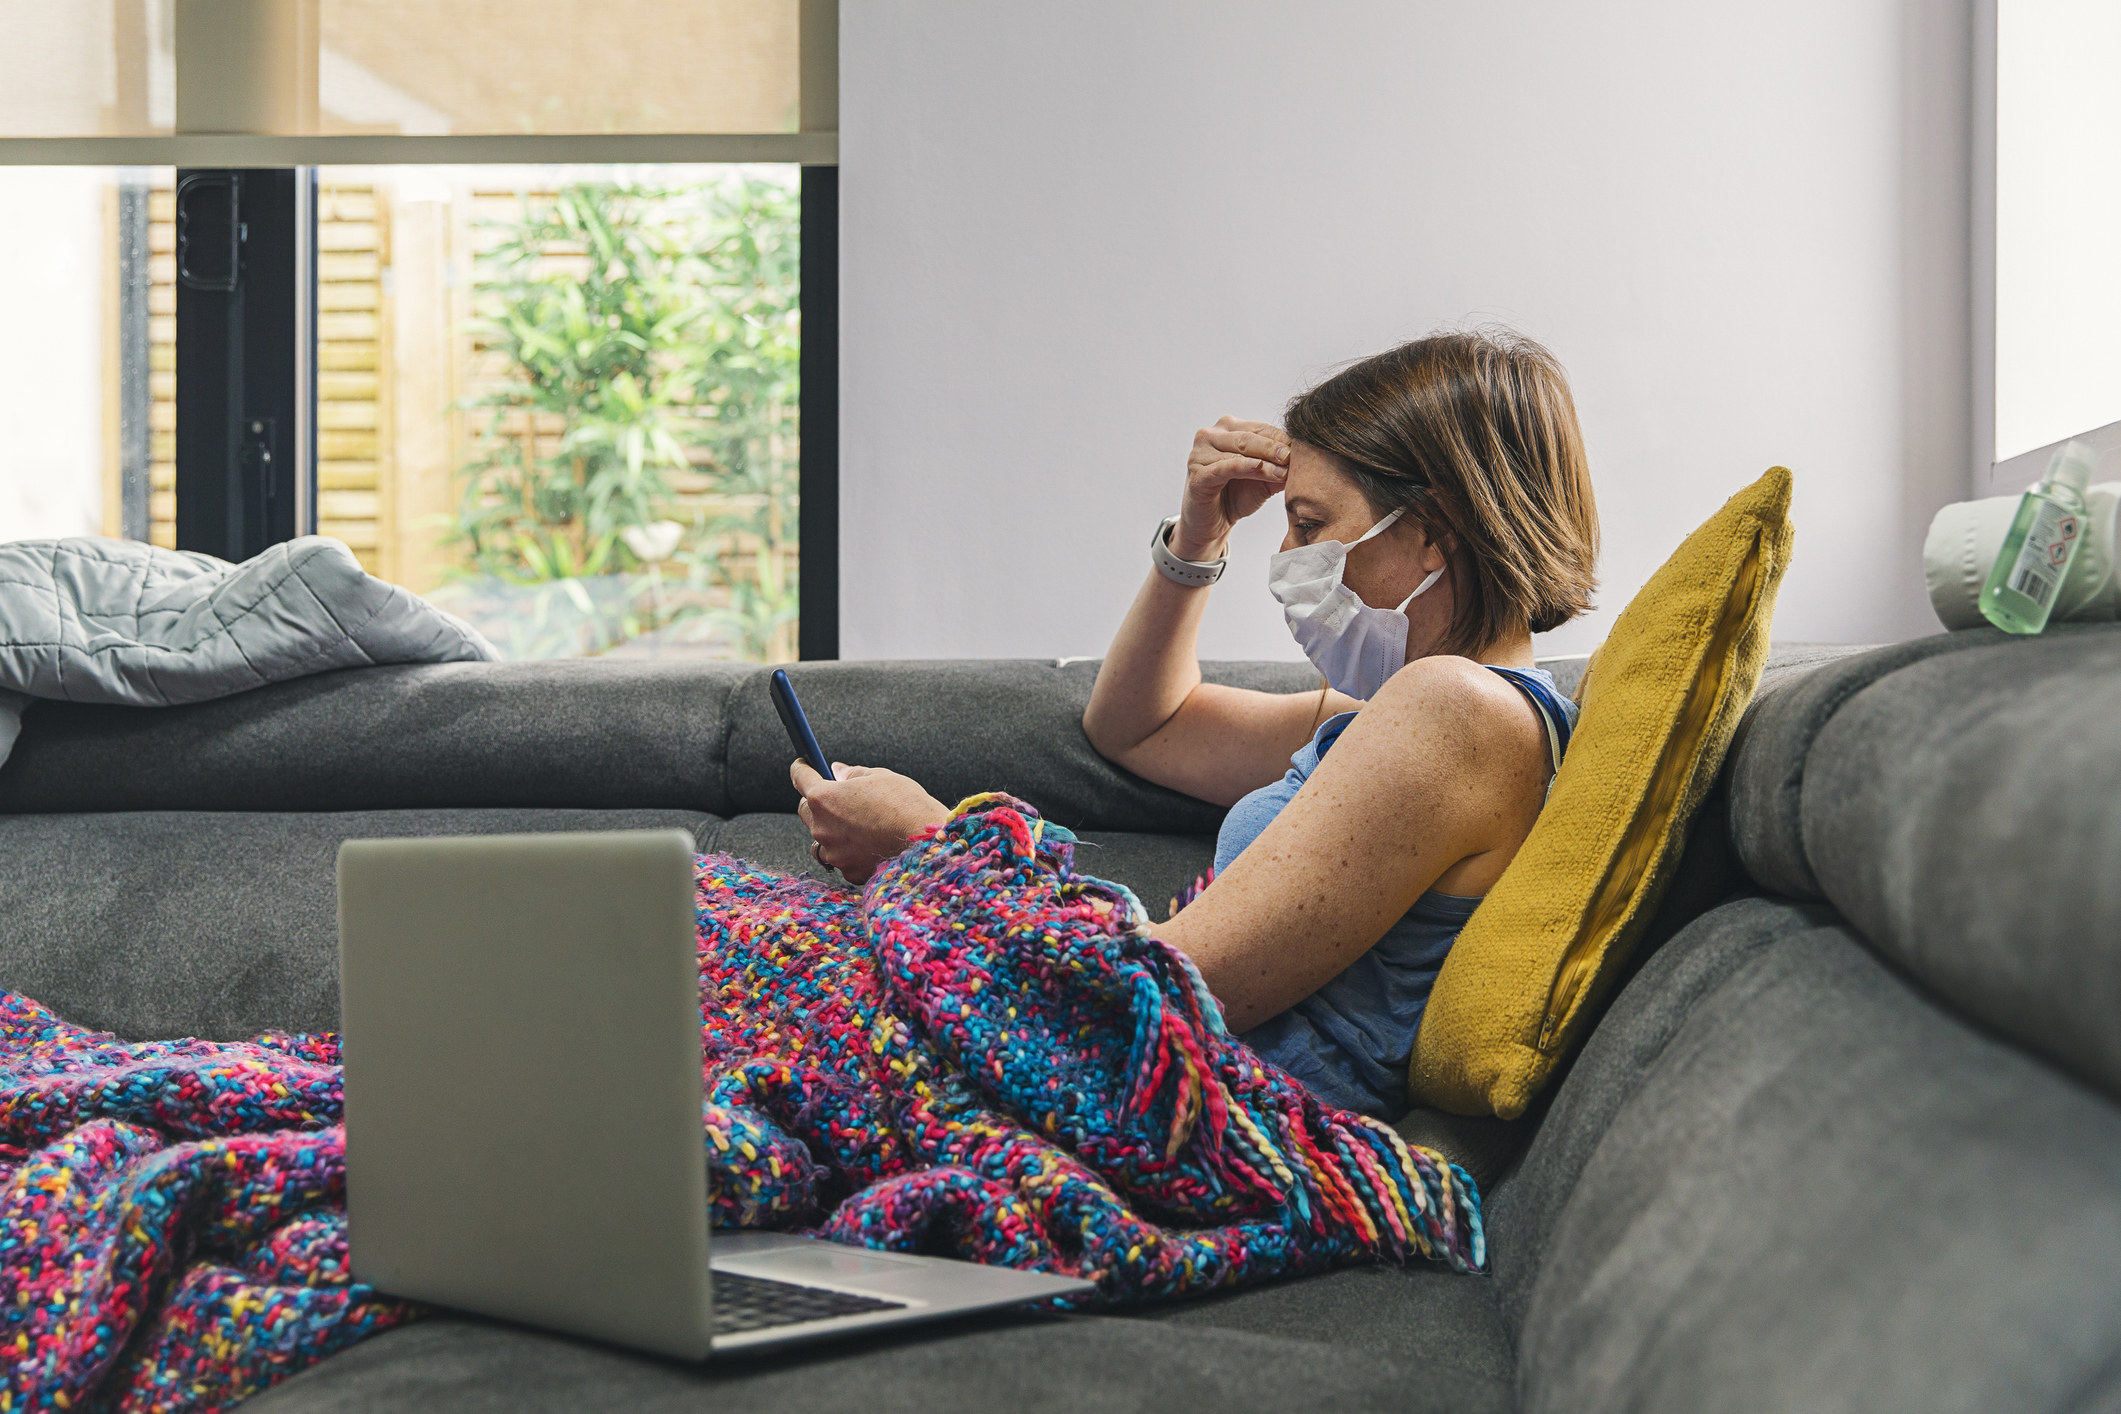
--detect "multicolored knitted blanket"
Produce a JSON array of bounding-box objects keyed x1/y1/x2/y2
[{"x1": 0, "y1": 796, "x2": 1482, "y2": 1412}]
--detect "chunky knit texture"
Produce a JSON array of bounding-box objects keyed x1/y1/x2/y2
[
  {"x1": 0, "y1": 1018, "x2": 400, "y2": 1412},
  {"x1": 0, "y1": 796, "x2": 1480, "y2": 1412}
]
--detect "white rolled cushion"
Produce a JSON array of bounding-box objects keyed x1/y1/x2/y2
[{"x1": 1923, "y1": 483, "x2": 2121, "y2": 630}]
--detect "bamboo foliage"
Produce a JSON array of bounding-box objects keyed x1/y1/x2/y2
[{"x1": 436, "y1": 174, "x2": 801, "y2": 660}]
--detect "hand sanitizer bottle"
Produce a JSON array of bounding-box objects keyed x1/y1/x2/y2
[{"x1": 1980, "y1": 441, "x2": 2096, "y2": 634}]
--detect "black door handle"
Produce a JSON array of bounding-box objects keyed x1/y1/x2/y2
[
  {"x1": 175, "y1": 172, "x2": 241, "y2": 292},
  {"x1": 243, "y1": 417, "x2": 278, "y2": 535}
]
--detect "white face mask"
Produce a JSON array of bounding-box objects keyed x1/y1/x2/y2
[{"x1": 1267, "y1": 507, "x2": 1446, "y2": 700}]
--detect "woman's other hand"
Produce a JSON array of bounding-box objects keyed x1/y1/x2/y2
[
  {"x1": 791, "y1": 760, "x2": 951, "y2": 885},
  {"x1": 1172, "y1": 416, "x2": 1291, "y2": 561}
]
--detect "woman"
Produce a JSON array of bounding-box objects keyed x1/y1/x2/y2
[{"x1": 792, "y1": 330, "x2": 1600, "y2": 1118}]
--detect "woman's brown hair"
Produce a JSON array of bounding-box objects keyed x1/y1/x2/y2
[{"x1": 1283, "y1": 329, "x2": 1600, "y2": 657}]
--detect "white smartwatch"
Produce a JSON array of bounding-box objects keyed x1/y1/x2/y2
[{"x1": 1150, "y1": 515, "x2": 1226, "y2": 587}]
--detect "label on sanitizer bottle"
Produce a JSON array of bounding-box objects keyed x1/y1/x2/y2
[{"x1": 2007, "y1": 497, "x2": 2078, "y2": 610}]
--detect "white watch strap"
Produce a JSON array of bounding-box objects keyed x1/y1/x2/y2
[{"x1": 1151, "y1": 515, "x2": 1226, "y2": 586}]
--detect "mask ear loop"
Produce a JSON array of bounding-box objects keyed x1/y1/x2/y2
[
  {"x1": 1347, "y1": 506, "x2": 1404, "y2": 548},
  {"x1": 1379, "y1": 490, "x2": 1447, "y2": 610},
  {"x1": 1393, "y1": 564, "x2": 1446, "y2": 611},
  {"x1": 1350, "y1": 500, "x2": 1442, "y2": 609}
]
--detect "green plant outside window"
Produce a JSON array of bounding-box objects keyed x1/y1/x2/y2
[{"x1": 433, "y1": 173, "x2": 800, "y2": 661}]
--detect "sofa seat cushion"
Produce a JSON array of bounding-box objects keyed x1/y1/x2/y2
[
  {"x1": 1489, "y1": 894, "x2": 2121, "y2": 1414},
  {"x1": 0, "y1": 808, "x2": 722, "y2": 1039},
  {"x1": 240, "y1": 1311, "x2": 1511, "y2": 1414},
  {"x1": 1136, "y1": 1262, "x2": 1514, "y2": 1395},
  {"x1": 0, "y1": 808, "x2": 1221, "y2": 1046},
  {"x1": 705, "y1": 810, "x2": 1217, "y2": 922},
  {"x1": 1801, "y1": 624, "x2": 2121, "y2": 1100}
]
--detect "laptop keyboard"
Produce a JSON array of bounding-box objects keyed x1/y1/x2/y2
[{"x1": 711, "y1": 1270, "x2": 908, "y2": 1336}]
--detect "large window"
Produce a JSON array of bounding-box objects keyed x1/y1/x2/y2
[
  {"x1": 0, "y1": 0, "x2": 834, "y2": 662},
  {"x1": 0, "y1": 1, "x2": 799, "y2": 140}
]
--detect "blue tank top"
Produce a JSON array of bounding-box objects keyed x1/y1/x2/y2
[{"x1": 1215, "y1": 666, "x2": 1578, "y2": 1118}]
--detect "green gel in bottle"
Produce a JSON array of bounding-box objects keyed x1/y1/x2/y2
[{"x1": 1980, "y1": 441, "x2": 2096, "y2": 634}]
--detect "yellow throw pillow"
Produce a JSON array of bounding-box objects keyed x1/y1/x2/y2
[{"x1": 1409, "y1": 466, "x2": 1795, "y2": 1119}]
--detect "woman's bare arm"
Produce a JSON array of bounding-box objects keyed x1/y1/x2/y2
[
  {"x1": 1082, "y1": 565, "x2": 1355, "y2": 806},
  {"x1": 1153, "y1": 656, "x2": 1549, "y2": 1032},
  {"x1": 1082, "y1": 417, "x2": 1360, "y2": 805}
]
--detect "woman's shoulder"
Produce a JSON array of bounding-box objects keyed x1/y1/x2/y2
[
  {"x1": 1374, "y1": 654, "x2": 1538, "y2": 713},
  {"x1": 1334, "y1": 657, "x2": 1558, "y2": 881},
  {"x1": 1354, "y1": 656, "x2": 1554, "y2": 773}
]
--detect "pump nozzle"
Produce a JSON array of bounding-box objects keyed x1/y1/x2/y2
[{"x1": 2046, "y1": 441, "x2": 2098, "y2": 500}]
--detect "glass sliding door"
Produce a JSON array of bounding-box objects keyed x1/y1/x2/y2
[{"x1": 172, "y1": 167, "x2": 316, "y2": 561}]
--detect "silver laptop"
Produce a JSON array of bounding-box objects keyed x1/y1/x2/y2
[{"x1": 337, "y1": 828, "x2": 1091, "y2": 1360}]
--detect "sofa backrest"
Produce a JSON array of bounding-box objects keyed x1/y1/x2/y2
[
  {"x1": 0, "y1": 658, "x2": 1319, "y2": 1040},
  {"x1": 1724, "y1": 619, "x2": 2121, "y2": 1100},
  {"x1": 0, "y1": 660, "x2": 750, "y2": 815},
  {"x1": 0, "y1": 647, "x2": 1816, "y2": 1048},
  {"x1": 1489, "y1": 624, "x2": 2121, "y2": 1413},
  {"x1": 0, "y1": 658, "x2": 1319, "y2": 834}
]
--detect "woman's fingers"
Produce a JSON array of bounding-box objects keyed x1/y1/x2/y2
[
  {"x1": 798, "y1": 767, "x2": 936, "y2": 888},
  {"x1": 795, "y1": 760, "x2": 880, "y2": 794},
  {"x1": 1189, "y1": 453, "x2": 1286, "y2": 491},
  {"x1": 1198, "y1": 423, "x2": 1290, "y2": 465},
  {"x1": 1174, "y1": 429, "x2": 1289, "y2": 555}
]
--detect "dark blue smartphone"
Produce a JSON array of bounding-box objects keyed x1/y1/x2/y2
[{"x1": 770, "y1": 669, "x2": 835, "y2": 781}]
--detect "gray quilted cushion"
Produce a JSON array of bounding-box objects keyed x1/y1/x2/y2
[{"x1": 0, "y1": 536, "x2": 492, "y2": 706}]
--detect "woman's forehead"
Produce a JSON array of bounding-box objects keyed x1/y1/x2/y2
[{"x1": 1284, "y1": 444, "x2": 1364, "y2": 509}]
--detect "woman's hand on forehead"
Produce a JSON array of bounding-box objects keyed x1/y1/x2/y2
[
  {"x1": 1173, "y1": 416, "x2": 1291, "y2": 561},
  {"x1": 1202, "y1": 416, "x2": 1289, "y2": 465}
]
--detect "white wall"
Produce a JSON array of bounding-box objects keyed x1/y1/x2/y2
[{"x1": 840, "y1": 1, "x2": 1973, "y2": 661}]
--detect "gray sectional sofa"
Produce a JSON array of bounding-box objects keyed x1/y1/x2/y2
[{"x1": 1, "y1": 625, "x2": 2116, "y2": 1413}]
